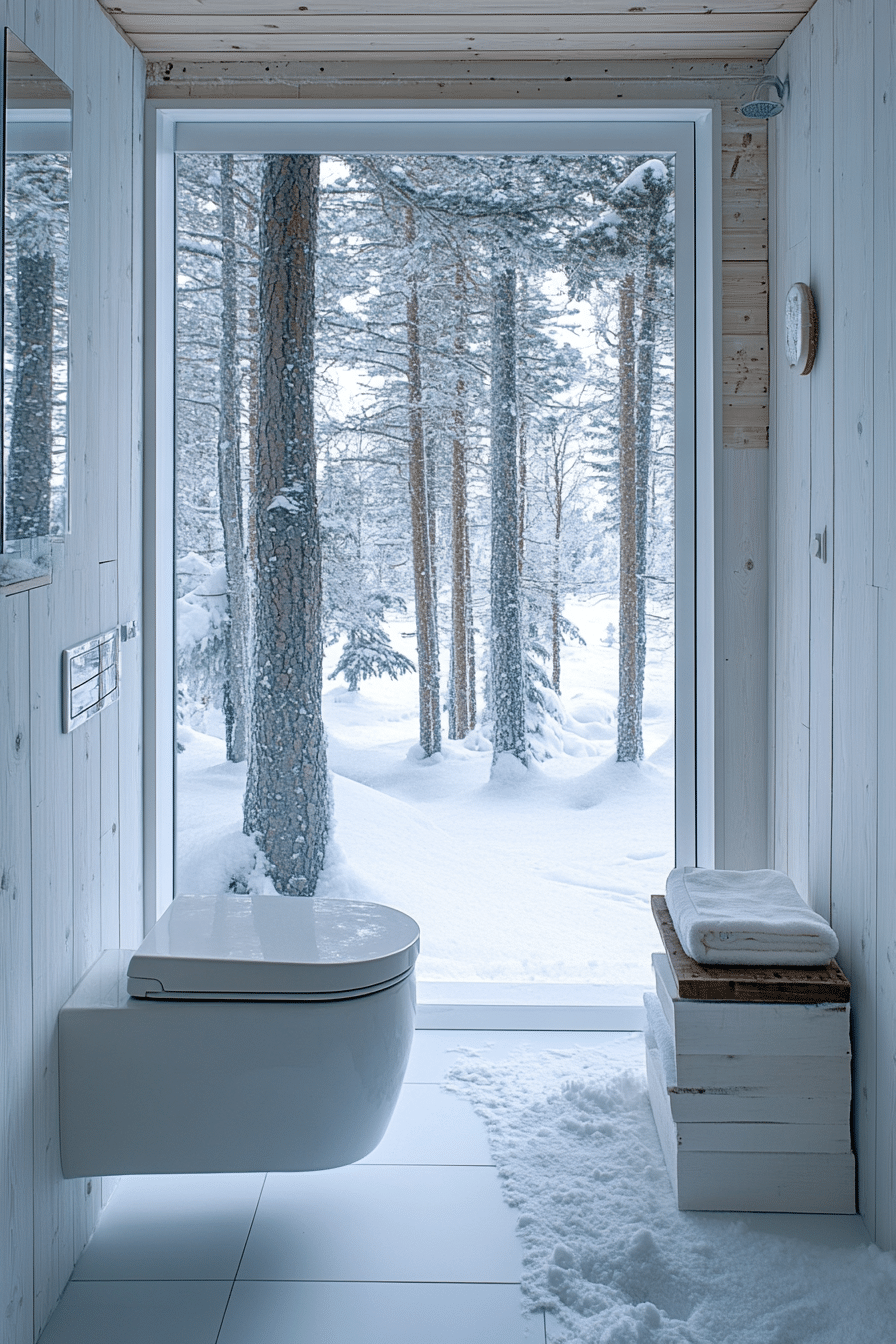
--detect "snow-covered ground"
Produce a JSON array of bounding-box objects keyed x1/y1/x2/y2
[
  {"x1": 448, "y1": 1039, "x2": 894, "y2": 1343},
  {"x1": 177, "y1": 596, "x2": 671, "y2": 985}
]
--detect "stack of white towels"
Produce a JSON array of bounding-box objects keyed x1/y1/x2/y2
[
  {"x1": 663, "y1": 865, "x2": 839, "y2": 966},
  {"x1": 644, "y1": 866, "x2": 854, "y2": 1214}
]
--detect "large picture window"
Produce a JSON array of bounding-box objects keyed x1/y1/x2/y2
[{"x1": 150, "y1": 112, "x2": 707, "y2": 992}]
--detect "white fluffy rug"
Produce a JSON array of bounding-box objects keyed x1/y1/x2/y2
[{"x1": 445, "y1": 1039, "x2": 896, "y2": 1344}]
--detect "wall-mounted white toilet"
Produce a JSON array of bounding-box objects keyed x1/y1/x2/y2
[{"x1": 58, "y1": 894, "x2": 420, "y2": 1178}]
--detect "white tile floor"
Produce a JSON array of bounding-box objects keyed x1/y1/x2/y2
[
  {"x1": 39, "y1": 1030, "x2": 595, "y2": 1344},
  {"x1": 37, "y1": 1028, "x2": 872, "y2": 1344}
]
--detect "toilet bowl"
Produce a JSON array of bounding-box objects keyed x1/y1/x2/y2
[{"x1": 58, "y1": 894, "x2": 420, "y2": 1178}]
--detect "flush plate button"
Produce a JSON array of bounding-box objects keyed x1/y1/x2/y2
[{"x1": 62, "y1": 628, "x2": 119, "y2": 733}]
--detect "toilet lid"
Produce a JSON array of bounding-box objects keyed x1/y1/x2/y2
[{"x1": 126, "y1": 894, "x2": 420, "y2": 1000}]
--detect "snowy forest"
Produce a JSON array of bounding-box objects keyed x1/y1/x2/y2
[
  {"x1": 2, "y1": 147, "x2": 69, "y2": 547},
  {"x1": 175, "y1": 151, "x2": 675, "y2": 985}
]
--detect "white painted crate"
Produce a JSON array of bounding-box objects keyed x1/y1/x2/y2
[
  {"x1": 645, "y1": 954, "x2": 856, "y2": 1213},
  {"x1": 646, "y1": 1045, "x2": 856, "y2": 1213}
]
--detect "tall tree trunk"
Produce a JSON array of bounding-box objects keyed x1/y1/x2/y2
[
  {"x1": 550, "y1": 439, "x2": 563, "y2": 695},
  {"x1": 449, "y1": 261, "x2": 475, "y2": 739},
  {"x1": 217, "y1": 154, "x2": 250, "y2": 763},
  {"x1": 6, "y1": 253, "x2": 54, "y2": 538},
  {"x1": 517, "y1": 277, "x2": 528, "y2": 581},
  {"x1": 405, "y1": 210, "x2": 441, "y2": 756},
  {"x1": 634, "y1": 256, "x2": 657, "y2": 732},
  {"x1": 245, "y1": 193, "x2": 260, "y2": 588},
  {"x1": 489, "y1": 261, "x2": 527, "y2": 767},
  {"x1": 617, "y1": 273, "x2": 643, "y2": 762},
  {"x1": 450, "y1": 404, "x2": 475, "y2": 739},
  {"x1": 464, "y1": 505, "x2": 476, "y2": 730},
  {"x1": 518, "y1": 412, "x2": 527, "y2": 579},
  {"x1": 244, "y1": 155, "x2": 328, "y2": 895}
]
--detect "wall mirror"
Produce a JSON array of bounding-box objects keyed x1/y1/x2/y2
[{"x1": 0, "y1": 30, "x2": 71, "y2": 592}]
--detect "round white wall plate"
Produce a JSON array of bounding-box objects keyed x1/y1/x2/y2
[{"x1": 785, "y1": 281, "x2": 818, "y2": 375}]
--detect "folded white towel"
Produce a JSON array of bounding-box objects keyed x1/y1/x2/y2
[
  {"x1": 665, "y1": 867, "x2": 839, "y2": 967},
  {"x1": 643, "y1": 991, "x2": 677, "y2": 1086}
]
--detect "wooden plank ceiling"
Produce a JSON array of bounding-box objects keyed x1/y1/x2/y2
[{"x1": 103, "y1": 0, "x2": 812, "y2": 63}]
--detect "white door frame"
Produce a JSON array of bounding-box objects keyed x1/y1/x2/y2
[{"x1": 143, "y1": 99, "x2": 720, "y2": 939}]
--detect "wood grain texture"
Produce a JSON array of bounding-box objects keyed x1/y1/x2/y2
[
  {"x1": 769, "y1": 11, "x2": 810, "y2": 907},
  {"x1": 125, "y1": 14, "x2": 803, "y2": 39},
  {"x1": 651, "y1": 897, "x2": 850, "y2": 1002},
  {"x1": 102, "y1": 0, "x2": 810, "y2": 61},
  {"x1": 770, "y1": 0, "x2": 896, "y2": 1246},
  {"x1": 873, "y1": 0, "x2": 896, "y2": 1256},
  {"x1": 872, "y1": 0, "x2": 896, "y2": 594},
  {"x1": 717, "y1": 448, "x2": 768, "y2": 868},
  {"x1": 132, "y1": 34, "x2": 788, "y2": 58},
  {"x1": 654, "y1": 952, "x2": 852, "y2": 1056},
  {"x1": 721, "y1": 391, "x2": 769, "y2": 426},
  {"x1": 0, "y1": 596, "x2": 33, "y2": 1344},
  {"x1": 145, "y1": 55, "x2": 768, "y2": 85},
  {"x1": 721, "y1": 233, "x2": 767, "y2": 264},
  {"x1": 124, "y1": 10, "x2": 806, "y2": 32},
  {"x1": 806, "y1": 0, "x2": 833, "y2": 929},
  {"x1": 119, "y1": 43, "x2": 145, "y2": 953},
  {"x1": 99, "y1": 567, "x2": 120, "y2": 954},
  {"x1": 723, "y1": 427, "x2": 768, "y2": 449},
  {"x1": 721, "y1": 262, "x2": 768, "y2": 335},
  {"x1": 722, "y1": 334, "x2": 769, "y2": 393},
  {"x1": 0, "y1": 2, "x2": 144, "y2": 1339},
  {"x1": 28, "y1": 575, "x2": 76, "y2": 1333},
  {"x1": 875, "y1": 585, "x2": 896, "y2": 1251},
  {"x1": 724, "y1": 345, "x2": 768, "y2": 413},
  {"x1": 831, "y1": 0, "x2": 877, "y2": 1235},
  {"x1": 111, "y1": 0, "x2": 814, "y2": 13}
]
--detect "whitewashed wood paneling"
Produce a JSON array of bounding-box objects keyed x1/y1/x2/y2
[
  {"x1": 146, "y1": 54, "x2": 767, "y2": 96},
  {"x1": 830, "y1": 0, "x2": 878, "y2": 1235},
  {"x1": 769, "y1": 15, "x2": 810, "y2": 903},
  {"x1": 0, "y1": 597, "x2": 33, "y2": 1344},
  {"x1": 873, "y1": 0, "x2": 896, "y2": 1256},
  {"x1": 770, "y1": 0, "x2": 896, "y2": 1248},
  {"x1": 114, "y1": 0, "x2": 813, "y2": 10},
  {"x1": 0, "y1": 2, "x2": 144, "y2": 1341},
  {"x1": 806, "y1": 0, "x2": 834, "y2": 930},
  {"x1": 717, "y1": 447, "x2": 768, "y2": 869},
  {"x1": 118, "y1": 39, "x2": 146, "y2": 955},
  {"x1": 102, "y1": 0, "x2": 812, "y2": 63}
]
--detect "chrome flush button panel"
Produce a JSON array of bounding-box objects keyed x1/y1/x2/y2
[{"x1": 62, "y1": 629, "x2": 119, "y2": 733}]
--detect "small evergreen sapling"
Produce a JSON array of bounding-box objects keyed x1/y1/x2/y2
[{"x1": 329, "y1": 594, "x2": 416, "y2": 693}]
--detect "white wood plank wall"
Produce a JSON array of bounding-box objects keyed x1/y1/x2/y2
[
  {"x1": 769, "y1": 0, "x2": 896, "y2": 1248},
  {"x1": 0, "y1": 2, "x2": 144, "y2": 1341}
]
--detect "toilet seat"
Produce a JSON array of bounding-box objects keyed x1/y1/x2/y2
[{"x1": 126, "y1": 894, "x2": 420, "y2": 1001}]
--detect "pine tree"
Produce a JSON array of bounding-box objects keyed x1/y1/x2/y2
[
  {"x1": 616, "y1": 273, "x2": 642, "y2": 762},
  {"x1": 4, "y1": 153, "x2": 69, "y2": 539},
  {"x1": 329, "y1": 594, "x2": 416, "y2": 692},
  {"x1": 243, "y1": 155, "x2": 329, "y2": 895},
  {"x1": 489, "y1": 257, "x2": 528, "y2": 767},
  {"x1": 562, "y1": 155, "x2": 675, "y2": 763},
  {"x1": 216, "y1": 154, "x2": 251, "y2": 763},
  {"x1": 404, "y1": 206, "x2": 442, "y2": 756},
  {"x1": 449, "y1": 258, "x2": 476, "y2": 739},
  {"x1": 171, "y1": 147, "x2": 675, "y2": 827}
]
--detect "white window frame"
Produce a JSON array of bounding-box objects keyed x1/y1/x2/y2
[{"x1": 143, "y1": 100, "x2": 720, "y2": 943}]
